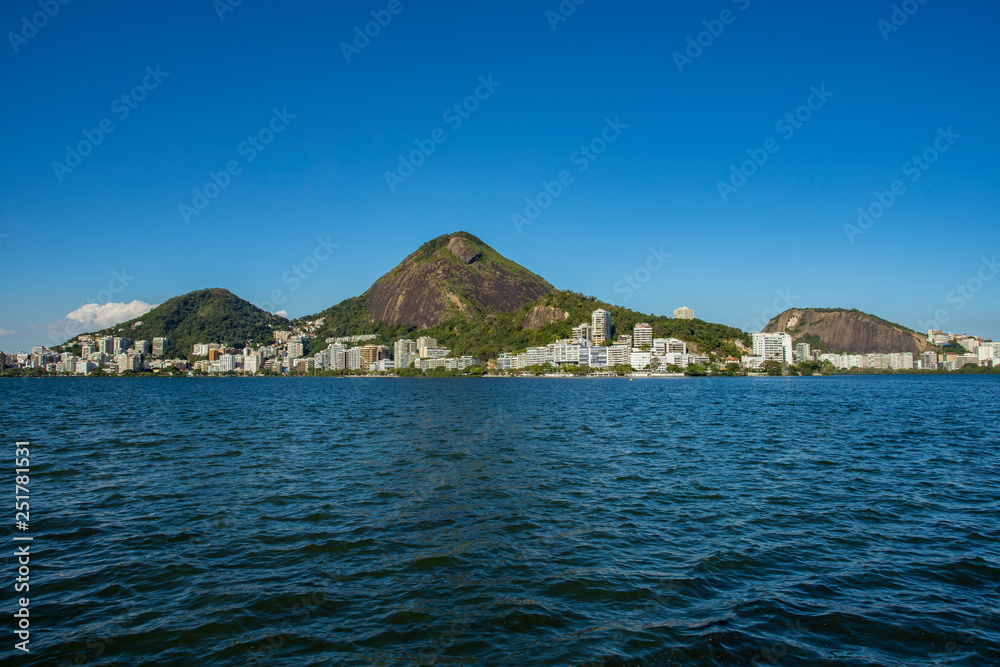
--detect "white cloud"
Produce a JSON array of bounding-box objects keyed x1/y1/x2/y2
[
  {"x1": 66, "y1": 300, "x2": 155, "y2": 328},
  {"x1": 48, "y1": 300, "x2": 156, "y2": 342},
  {"x1": 276, "y1": 310, "x2": 288, "y2": 318},
  {"x1": 0, "y1": 328, "x2": 15, "y2": 336}
]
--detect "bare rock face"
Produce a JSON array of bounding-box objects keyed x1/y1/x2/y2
[
  {"x1": 448, "y1": 237, "x2": 482, "y2": 264},
  {"x1": 363, "y1": 232, "x2": 553, "y2": 328},
  {"x1": 764, "y1": 308, "x2": 933, "y2": 354},
  {"x1": 521, "y1": 305, "x2": 569, "y2": 330}
]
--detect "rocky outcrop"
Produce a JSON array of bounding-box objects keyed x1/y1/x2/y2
[
  {"x1": 448, "y1": 237, "x2": 482, "y2": 264},
  {"x1": 763, "y1": 308, "x2": 933, "y2": 354},
  {"x1": 363, "y1": 233, "x2": 553, "y2": 328},
  {"x1": 521, "y1": 305, "x2": 569, "y2": 330}
]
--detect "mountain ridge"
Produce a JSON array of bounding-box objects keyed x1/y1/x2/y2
[
  {"x1": 361, "y1": 232, "x2": 554, "y2": 328},
  {"x1": 763, "y1": 307, "x2": 933, "y2": 354}
]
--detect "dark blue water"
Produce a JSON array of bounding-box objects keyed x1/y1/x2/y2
[{"x1": 1, "y1": 376, "x2": 998, "y2": 666}]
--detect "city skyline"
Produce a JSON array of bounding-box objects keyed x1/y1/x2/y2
[{"x1": 2, "y1": 1, "x2": 999, "y2": 354}]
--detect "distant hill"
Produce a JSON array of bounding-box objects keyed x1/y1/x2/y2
[
  {"x1": 763, "y1": 308, "x2": 933, "y2": 354},
  {"x1": 362, "y1": 232, "x2": 554, "y2": 328},
  {"x1": 303, "y1": 233, "x2": 750, "y2": 359},
  {"x1": 69, "y1": 288, "x2": 287, "y2": 359}
]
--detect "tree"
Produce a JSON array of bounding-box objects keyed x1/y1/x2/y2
[{"x1": 762, "y1": 360, "x2": 783, "y2": 376}]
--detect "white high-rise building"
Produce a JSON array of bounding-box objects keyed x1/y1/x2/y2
[
  {"x1": 219, "y1": 354, "x2": 236, "y2": 373},
  {"x1": 345, "y1": 347, "x2": 362, "y2": 371},
  {"x1": 98, "y1": 337, "x2": 114, "y2": 355},
  {"x1": 287, "y1": 341, "x2": 304, "y2": 358},
  {"x1": 326, "y1": 345, "x2": 346, "y2": 370},
  {"x1": 633, "y1": 323, "x2": 653, "y2": 349},
  {"x1": 607, "y1": 344, "x2": 631, "y2": 367},
  {"x1": 112, "y1": 337, "x2": 131, "y2": 354},
  {"x1": 752, "y1": 332, "x2": 793, "y2": 364},
  {"x1": 394, "y1": 339, "x2": 417, "y2": 368},
  {"x1": 134, "y1": 340, "x2": 152, "y2": 355},
  {"x1": 245, "y1": 353, "x2": 260, "y2": 374},
  {"x1": 591, "y1": 309, "x2": 611, "y2": 344},
  {"x1": 674, "y1": 306, "x2": 694, "y2": 320},
  {"x1": 629, "y1": 350, "x2": 652, "y2": 370},
  {"x1": 153, "y1": 337, "x2": 169, "y2": 356}
]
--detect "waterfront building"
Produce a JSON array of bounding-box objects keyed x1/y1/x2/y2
[
  {"x1": 394, "y1": 339, "x2": 417, "y2": 369},
  {"x1": 752, "y1": 332, "x2": 793, "y2": 364},
  {"x1": 245, "y1": 353, "x2": 260, "y2": 374},
  {"x1": 795, "y1": 343, "x2": 811, "y2": 363},
  {"x1": 360, "y1": 345, "x2": 390, "y2": 370},
  {"x1": 369, "y1": 359, "x2": 395, "y2": 372},
  {"x1": 525, "y1": 346, "x2": 551, "y2": 367},
  {"x1": 629, "y1": 350, "x2": 652, "y2": 370},
  {"x1": 549, "y1": 341, "x2": 580, "y2": 365},
  {"x1": 219, "y1": 354, "x2": 236, "y2": 373},
  {"x1": 496, "y1": 353, "x2": 518, "y2": 371}
]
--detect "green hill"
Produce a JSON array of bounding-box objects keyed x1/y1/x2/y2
[{"x1": 68, "y1": 288, "x2": 287, "y2": 359}]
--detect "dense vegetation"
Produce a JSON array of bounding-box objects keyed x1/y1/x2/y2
[
  {"x1": 69, "y1": 288, "x2": 287, "y2": 359},
  {"x1": 300, "y1": 289, "x2": 750, "y2": 360}
]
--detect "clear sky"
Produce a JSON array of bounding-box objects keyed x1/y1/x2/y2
[{"x1": 2, "y1": 0, "x2": 998, "y2": 353}]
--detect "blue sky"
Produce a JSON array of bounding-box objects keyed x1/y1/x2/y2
[{"x1": 1, "y1": 0, "x2": 998, "y2": 353}]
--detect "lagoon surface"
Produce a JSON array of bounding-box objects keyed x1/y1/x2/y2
[{"x1": 2, "y1": 375, "x2": 999, "y2": 666}]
